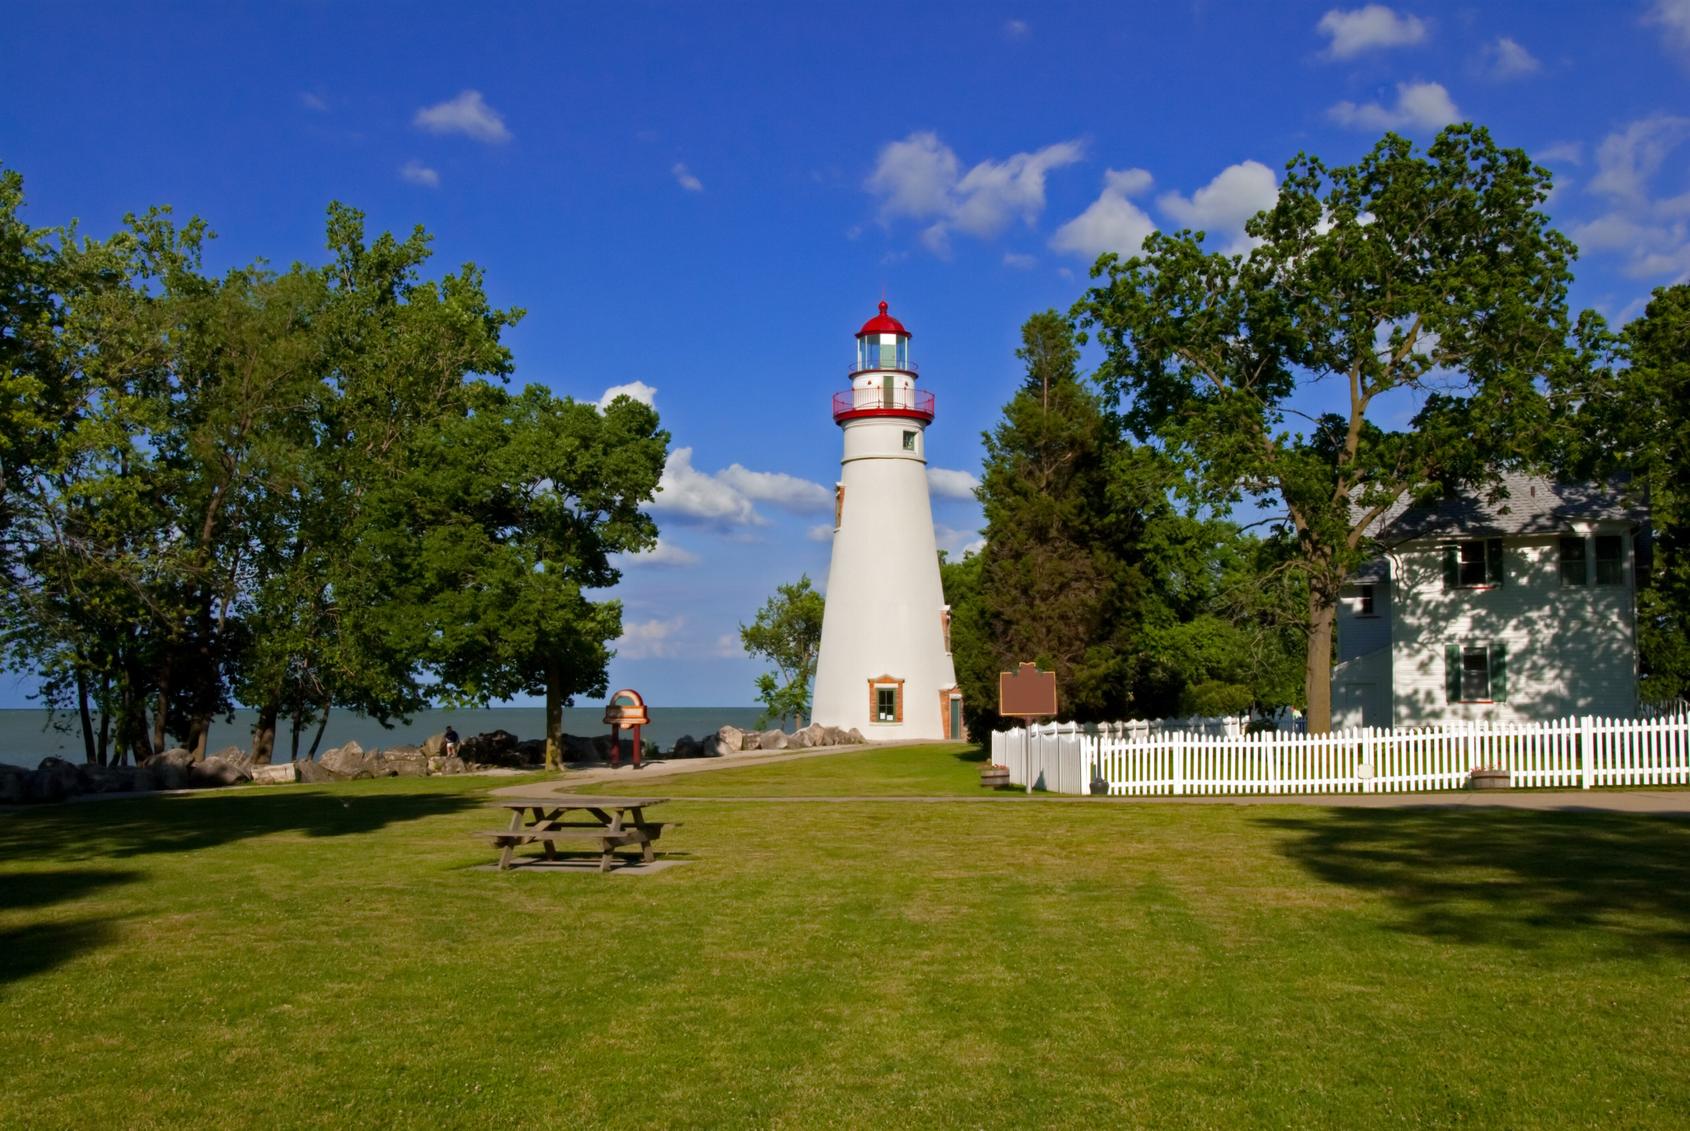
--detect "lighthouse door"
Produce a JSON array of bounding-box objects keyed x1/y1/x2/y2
[
  {"x1": 950, "y1": 697, "x2": 962, "y2": 739},
  {"x1": 882, "y1": 374, "x2": 895, "y2": 408}
]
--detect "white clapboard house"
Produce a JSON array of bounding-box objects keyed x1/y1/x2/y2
[{"x1": 1331, "y1": 475, "x2": 1648, "y2": 730}]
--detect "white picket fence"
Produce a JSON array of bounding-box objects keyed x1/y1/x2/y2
[{"x1": 991, "y1": 714, "x2": 1690, "y2": 796}]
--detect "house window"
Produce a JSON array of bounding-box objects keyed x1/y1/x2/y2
[
  {"x1": 1594, "y1": 534, "x2": 1624, "y2": 586},
  {"x1": 867, "y1": 675, "x2": 905, "y2": 723},
  {"x1": 1358, "y1": 584, "x2": 1376, "y2": 617},
  {"x1": 1445, "y1": 641, "x2": 1507, "y2": 703},
  {"x1": 902, "y1": 430, "x2": 916, "y2": 451},
  {"x1": 834, "y1": 483, "x2": 845, "y2": 529},
  {"x1": 940, "y1": 607, "x2": 952, "y2": 653},
  {"x1": 1443, "y1": 539, "x2": 1503, "y2": 589},
  {"x1": 1559, "y1": 537, "x2": 1587, "y2": 586}
]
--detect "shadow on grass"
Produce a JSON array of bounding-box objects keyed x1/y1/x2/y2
[
  {"x1": 0, "y1": 786, "x2": 481, "y2": 864},
  {"x1": 1260, "y1": 808, "x2": 1690, "y2": 955},
  {"x1": 952, "y1": 744, "x2": 989, "y2": 766},
  {"x1": 0, "y1": 869, "x2": 137, "y2": 991}
]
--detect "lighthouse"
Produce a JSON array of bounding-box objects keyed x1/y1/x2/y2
[{"x1": 812, "y1": 302, "x2": 964, "y2": 741}]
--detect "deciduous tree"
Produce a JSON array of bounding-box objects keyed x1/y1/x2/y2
[
  {"x1": 741, "y1": 575, "x2": 825, "y2": 729},
  {"x1": 1078, "y1": 125, "x2": 1581, "y2": 731}
]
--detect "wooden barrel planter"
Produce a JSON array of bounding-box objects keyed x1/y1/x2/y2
[
  {"x1": 1467, "y1": 768, "x2": 1511, "y2": 790},
  {"x1": 980, "y1": 765, "x2": 1010, "y2": 788}
]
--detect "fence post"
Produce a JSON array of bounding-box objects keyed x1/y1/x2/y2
[
  {"x1": 1360, "y1": 727, "x2": 1374, "y2": 794},
  {"x1": 1173, "y1": 731, "x2": 1185, "y2": 796},
  {"x1": 1580, "y1": 714, "x2": 1595, "y2": 790}
]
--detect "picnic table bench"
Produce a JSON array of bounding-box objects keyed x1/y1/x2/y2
[{"x1": 480, "y1": 795, "x2": 676, "y2": 872}]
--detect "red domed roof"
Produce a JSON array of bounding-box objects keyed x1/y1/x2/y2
[{"x1": 856, "y1": 301, "x2": 910, "y2": 338}]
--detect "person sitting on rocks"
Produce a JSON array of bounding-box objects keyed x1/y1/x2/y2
[{"x1": 443, "y1": 726, "x2": 460, "y2": 759}]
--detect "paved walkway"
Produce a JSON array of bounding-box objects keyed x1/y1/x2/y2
[{"x1": 488, "y1": 742, "x2": 890, "y2": 797}]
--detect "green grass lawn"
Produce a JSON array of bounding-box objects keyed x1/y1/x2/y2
[
  {"x1": 3, "y1": 746, "x2": 1690, "y2": 1128},
  {"x1": 587, "y1": 741, "x2": 987, "y2": 796}
]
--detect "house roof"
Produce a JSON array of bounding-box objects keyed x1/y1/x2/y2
[{"x1": 1363, "y1": 473, "x2": 1646, "y2": 544}]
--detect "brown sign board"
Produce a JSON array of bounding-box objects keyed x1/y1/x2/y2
[
  {"x1": 998, "y1": 662, "x2": 1057, "y2": 718},
  {"x1": 603, "y1": 688, "x2": 650, "y2": 727}
]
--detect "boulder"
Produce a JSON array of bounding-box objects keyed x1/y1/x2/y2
[
  {"x1": 459, "y1": 729, "x2": 523, "y2": 767},
  {"x1": 846, "y1": 728, "x2": 866, "y2": 745},
  {"x1": 30, "y1": 757, "x2": 86, "y2": 802},
  {"x1": 210, "y1": 746, "x2": 252, "y2": 772},
  {"x1": 671, "y1": 734, "x2": 701, "y2": 758},
  {"x1": 421, "y1": 733, "x2": 447, "y2": 758},
  {"x1": 189, "y1": 756, "x2": 252, "y2": 788},
  {"x1": 716, "y1": 725, "x2": 746, "y2": 753},
  {"x1": 516, "y1": 739, "x2": 546, "y2": 765},
  {"x1": 251, "y1": 762, "x2": 299, "y2": 785},
  {"x1": 157, "y1": 745, "x2": 200, "y2": 765},
  {"x1": 318, "y1": 741, "x2": 372, "y2": 777},
  {"x1": 786, "y1": 727, "x2": 812, "y2": 748},
  {"x1": 701, "y1": 734, "x2": 734, "y2": 757},
  {"x1": 81, "y1": 764, "x2": 137, "y2": 794},
  {"x1": 381, "y1": 748, "x2": 428, "y2": 777},
  {"x1": 437, "y1": 755, "x2": 467, "y2": 775},
  {"x1": 562, "y1": 734, "x2": 600, "y2": 762},
  {"x1": 821, "y1": 725, "x2": 850, "y2": 746},
  {"x1": 135, "y1": 760, "x2": 187, "y2": 792},
  {"x1": 757, "y1": 729, "x2": 789, "y2": 751},
  {"x1": 0, "y1": 763, "x2": 30, "y2": 804},
  {"x1": 295, "y1": 759, "x2": 346, "y2": 784}
]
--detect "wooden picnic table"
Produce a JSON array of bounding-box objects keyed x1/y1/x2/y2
[{"x1": 480, "y1": 795, "x2": 676, "y2": 872}]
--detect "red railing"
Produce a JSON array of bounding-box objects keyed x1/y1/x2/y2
[{"x1": 832, "y1": 388, "x2": 935, "y2": 423}]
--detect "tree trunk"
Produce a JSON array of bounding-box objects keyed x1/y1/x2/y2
[
  {"x1": 1304, "y1": 583, "x2": 1338, "y2": 734},
  {"x1": 151, "y1": 663, "x2": 170, "y2": 757},
  {"x1": 75, "y1": 667, "x2": 98, "y2": 765},
  {"x1": 289, "y1": 702, "x2": 303, "y2": 761},
  {"x1": 187, "y1": 718, "x2": 209, "y2": 758},
  {"x1": 96, "y1": 672, "x2": 112, "y2": 766},
  {"x1": 308, "y1": 699, "x2": 330, "y2": 759},
  {"x1": 251, "y1": 700, "x2": 280, "y2": 765},
  {"x1": 544, "y1": 663, "x2": 564, "y2": 770}
]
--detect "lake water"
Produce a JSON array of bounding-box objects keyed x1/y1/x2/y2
[{"x1": 0, "y1": 706, "x2": 770, "y2": 768}]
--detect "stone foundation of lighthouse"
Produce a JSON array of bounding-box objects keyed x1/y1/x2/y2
[{"x1": 811, "y1": 302, "x2": 963, "y2": 741}]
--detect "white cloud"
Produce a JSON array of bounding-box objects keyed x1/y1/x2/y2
[
  {"x1": 649, "y1": 447, "x2": 762, "y2": 526},
  {"x1": 1485, "y1": 36, "x2": 1540, "y2": 79},
  {"x1": 1003, "y1": 18, "x2": 1030, "y2": 40},
  {"x1": 1536, "y1": 141, "x2": 1583, "y2": 165},
  {"x1": 617, "y1": 539, "x2": 699, "y2": 568},
  {"x1": 413, "y1": 90, "x2": 511, "y2": 143},
  {"x1": 1328, "y1": 81, "x2": 1461, "y2": 132},
  {"x1": 866, "y1": 132, "x2": 959, "y2": 220},
  {"x1": 927, "y1": 467, "x2": 980, "y2": 500},
  {"x1": 398, "y1": 160, "x2": 440, "y2": 188},
  {"x1": 647, "y1": 448, "x2": 829, "y2": 527},
  {"x1": 1589, "y1": 114, "x2": 1690, "y2": 205},
  {"x1": 598, "y1": 380, "x2": 657, "y2": 409},
  {"x1": 1317, "y1": 5, "x2": 1427, "y2": 59},
  {"x1": 1156, "y1": 160, "x2": 1279, "y2": 254},
  {"x1": 1002, "y1": 251, "x2": 1037, "y2": 269},
  {"x1": 672, "y1": 162, "x2": 704, "y2": 192},
  {"x1": 615, "y1": 616, "x2": 686, "y2": 660},
  {"x1": 1569, "y1": 115, "x2": 1690, "y2": 279},
  {"x1": 713, "y1": 632, "x2": 743, "y2": 658},
  {"x1": 300, "y1": 92, "x2": 328, "y2": 112},
  {"x1": 807, "y1": 524, "x2": 835, "y2": 542},
  {"x1": 934, "y1": 523, "x2": 985, "y2": 558},
  {"x1": 1646, "y1": 0, "x2": 1690, "y2": 62},
  {"x1": 866, "y1": 132, "x2": 1085, "y2": 254},
  {"x1": 1051, "y1": 168, "x2": 1157, "y2": 260},
  {"x1": 717, "y1": 465, "x2": 831, "y2": 513}
]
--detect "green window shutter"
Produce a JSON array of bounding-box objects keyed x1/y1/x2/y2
[
  {"x1": 1490, "y1": 641, "x2": 1507, "y2": 701},
  {"x1": 1443, "y1": 545, "x2": 1458, "y2": 589},
  {"x1": 1445, "y1": 644, "x2": 1461, "y2": 701},
  {"x1": 1486, "y1": 539, "x2": 1505, "y2": 585}
]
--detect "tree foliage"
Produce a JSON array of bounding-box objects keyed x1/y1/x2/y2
[
  {"x1": 740, "y1": 575, "x2": 825, "y2": 729},
  {"x1": 0, "y1": 163, "x2": 665, "y2": 764},
  {"x1": 1076, "y1": 125, "x2": 1582, "y2": 731}
]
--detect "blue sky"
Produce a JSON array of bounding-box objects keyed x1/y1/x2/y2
[{"x1": 3, "y1": 1, "x2": 1689, "y2": 709}]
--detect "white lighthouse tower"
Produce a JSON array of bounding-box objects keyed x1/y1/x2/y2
[{"x1": 812, "y1": 302, "x2": 964, "y2": 741}]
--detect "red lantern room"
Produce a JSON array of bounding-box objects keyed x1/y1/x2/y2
[{"x1": 834, "y1": 301, "x2": 934, "y2": 424}]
